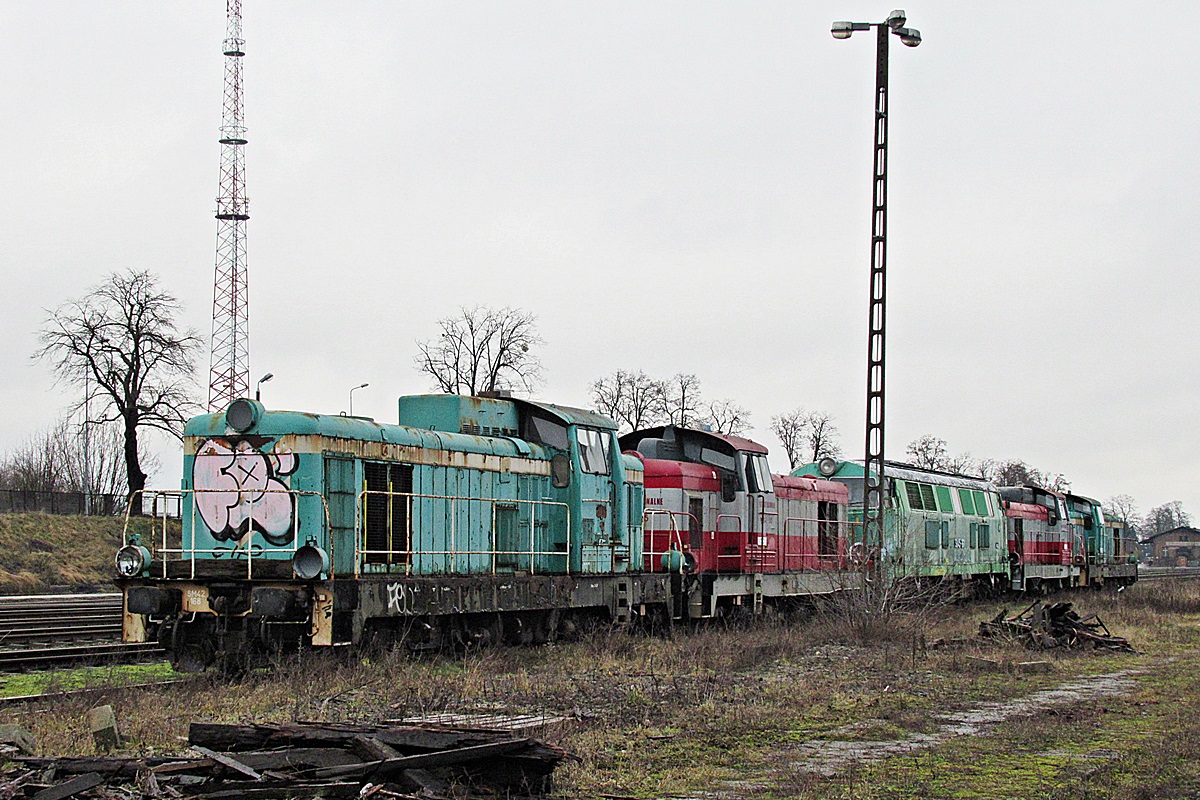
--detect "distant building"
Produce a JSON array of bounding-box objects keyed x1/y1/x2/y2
[{"x1": 1143, "y1": 526, "x2": 1200, "y2": 566}]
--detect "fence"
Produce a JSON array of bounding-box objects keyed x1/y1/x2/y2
[{"x1": 0, "y1": 489, "x2": 180, "y2": 518}]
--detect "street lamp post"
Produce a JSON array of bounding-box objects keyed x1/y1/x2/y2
[
  {"x1": 349, "y1": 383, "x2": 368, "y2": 417},
  {"x1": 831, "y1": 10, "x2": 920, "y2": 558},
  {"x1": 83, "y1": 369, "x2": 90, "y2": 516},
  {"x1": 255, "y1": 372, "x2": 273, "y2": 402}
]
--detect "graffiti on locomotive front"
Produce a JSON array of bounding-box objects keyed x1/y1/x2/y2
[{"x1": 193, "y1": 437, "x2": 299, "y2": 548}]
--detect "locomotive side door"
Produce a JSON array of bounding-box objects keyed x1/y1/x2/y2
[
  {"x1": 574, "y1": 426, "x2": 615, "y2": 573},
  {"x1": 323, "y1": 453, "x2": 358, "y2": 576},
  {"x1": 742, "y1": 452, "x2": 776, "y2": 570}
]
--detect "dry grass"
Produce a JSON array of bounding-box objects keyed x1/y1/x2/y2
[
  {"x1": 0, "y1": 514, "x2": 121, "y2": 593},
  {"x1": 4, "y1": 579, "x2": 1199, "y2": 799}
]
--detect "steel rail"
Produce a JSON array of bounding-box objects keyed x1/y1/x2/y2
[{"x1": 0, "y1": 642, "x2": 165, "y2": 673}]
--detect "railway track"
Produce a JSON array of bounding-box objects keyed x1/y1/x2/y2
[
  {"x1": 0, "y1": 642, "x2": 165, "y2": 672},
  {"x1": 0, "y1": 593, "x2": 124, "y2": 643},
  {"x1": 1133, "y1": 567, "x2": 1200, "y2": 582},
  {"x1": 0, "y1": 593, "x2": 165, "y2": 672}
]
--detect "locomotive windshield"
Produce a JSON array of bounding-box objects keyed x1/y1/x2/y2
[
  {"x1": 745, "y1": 453, "x2": 773, "y2": 494},
  {"x1": 576, "y1": 428, "x2": 612, "y2": 475},
  {"x1": 525, "y1": 414, "x2": 569, "y2": 450}
]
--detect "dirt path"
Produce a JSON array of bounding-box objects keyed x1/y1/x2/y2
[{"x1": 788, "y1": 667, "x2": 1144, "y2": 776}]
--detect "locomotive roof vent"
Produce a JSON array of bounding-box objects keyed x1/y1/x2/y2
[{"x1": 226, "y1": 398, "x2": 262, "y2": 432}]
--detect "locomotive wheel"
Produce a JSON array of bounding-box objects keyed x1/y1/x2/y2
[
  {"x1": 456, "y1": 613, "x2": 504, "y2": 649},
  {"x1": 170, "y1": 620, "x2": 216, "y2": 673}
]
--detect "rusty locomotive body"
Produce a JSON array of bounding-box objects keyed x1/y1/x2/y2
[{"x1": 116, "y1": 395, "x2": 857, "y2": 670}]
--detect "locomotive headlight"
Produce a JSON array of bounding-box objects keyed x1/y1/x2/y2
[
  {"x1": 115, "y1": 544, "x2": 151, "y2": 577},
  {"x1": 226, "y1": 398, "x2": 263, "y2": 432},
  {"x1": 293, "y1": 541, "x2": 330, "y2": 581}
]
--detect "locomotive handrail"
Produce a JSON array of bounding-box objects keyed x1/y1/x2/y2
[
  {"x1": 354, "y1": 489, "x2": 571, "y2": 577},
  {"x1": 779, "y1": 515, "x2": 852, "y2": 570},
  {"x1": 641, "y1": 509, "x2": 693, "y2": 570},
  {"x1": 715, "y1": 513, "x2": 743, "y2": 533},
  {"x1": 122, "y1": 488, "x2": 333, "y2": 581}
]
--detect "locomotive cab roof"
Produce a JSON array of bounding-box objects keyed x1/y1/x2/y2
[{"x1": 619, "y1": 425, "x2": 768, "y2": 474}]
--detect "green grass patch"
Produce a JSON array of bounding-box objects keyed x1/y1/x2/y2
[{"x1": 0, "y1": 660, "x2": 175, "y2": 698}]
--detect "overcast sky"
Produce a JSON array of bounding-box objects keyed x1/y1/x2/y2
[{"x1": 1, "y1": 2, "x2": 1196, "y2": 523}]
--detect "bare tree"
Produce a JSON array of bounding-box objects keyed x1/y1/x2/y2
[
  {"x1": 0, "y1": 417, "x2": 132, "y2": 498},
  {"x1": 944, "y1": 451, "x2": 976, "y2": 475},
  {"x1": 415, "y1": 306, "x2": 543, "y2": 396},
  {"x1": 589, "y1": 370, "x2": 666, "y2": 433},
  {"x1": 1144, "y1": 500, "x2": 1191, "y2": 536},
  {"x1": 664, "y1": 373, "x2": 704, "y2": 427},
  {"x1": 1104, "y1": 494, "x2": 1141, "y2": 533},
  {"x1": 36, "y1": 270, "x2": 201, "y2": 507},
  {"x1": 905, "y1": 435, "x2": 949, "y2": 470},
  {"x1": 981, "y1": 458, "x2": 1069, "y2": 492},
  {"x1": 0, "y1": 425, "x2": 66, "y2": 493},
  {"x1": 771, "y1": 408, "x2": 843, "y2": 469},
  {"x1": 805, "y1": 411, "x2": 842, "y2": 463},
  {"x1": 770, "y1": 409, "x2": 807, "y2": 470},
  {"x1": 704, "y1": 399, "x2": 751, "y2": 436},
  {"x1": 982, "y1": 458, "x2": 1032, "y2": 486}
]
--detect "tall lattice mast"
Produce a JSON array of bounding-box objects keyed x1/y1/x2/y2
[{"x1": 208, "y1": 0, "x2": 251, "y2": 411}]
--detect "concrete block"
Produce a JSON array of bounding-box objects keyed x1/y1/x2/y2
[
  {"x1": 0, "y1": 723, "x2": 36, "y2": 755},
  {"x1": 88, "y1": 705, "x2": 120, "y2": 752}
]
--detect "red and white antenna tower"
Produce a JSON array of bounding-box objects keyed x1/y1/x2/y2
[{"x1": 207, "y1": 0, "x2": 251, "y2": 411}]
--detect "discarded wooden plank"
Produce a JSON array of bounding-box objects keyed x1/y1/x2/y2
[
  {"x1": 188, "y1": 721, "x2": 504, "y2": 754},
  {"x1": 194, "y1": 781, "x2": 363, "y2": 799},
  {"x1": 190, "y1": 745, "x2": 263, "y2": 780},
  {"x1": 150, "y1": 759, "x2": 211, "y2": 775},
  {"x1": 30, "y1": 772, "x2": 103, "y2": 800},
  {"x1": 313, "y1": 739, "x2": 533, "y2": 780},
  {"x1": 390, "y1": 711, "x2": 573, "y2": 738},
  {"x1": 13, "y1": 756, "x2": 181, "y2": 777},
  {"x1": 235, "y1": 747, "x2": 364, "y2": 771},
  {"x1": 400, "y1": 767, "x2": 449, "y2": 794},
  {"x1": 349, "y1": 736, "x2": 402, "y2": 762}
]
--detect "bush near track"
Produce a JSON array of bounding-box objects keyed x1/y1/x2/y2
[
  {"x1": 6, "y1": 579, "x2": 1200, "y2": 799},
  {"x1": 0, "y1": 513, "x2": 169, "y2": 594}
]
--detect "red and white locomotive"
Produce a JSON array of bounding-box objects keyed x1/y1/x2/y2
[{"x1": 620, "y1": 425, "x2": 848, "y2": 581}]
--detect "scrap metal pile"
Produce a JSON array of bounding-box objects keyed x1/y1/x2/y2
[
  {"x1": 1, "y1": 721, "x2": 569, "y2": 799},
  {"x1": 980, "y1": 601, "x2": 1134, "y2": 652}
]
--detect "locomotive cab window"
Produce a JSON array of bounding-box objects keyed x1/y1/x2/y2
[
  {"x1": 576, "y1": 428, "x2": 611, "y2": 475},
  {"x1": 745, "y1": 454, "x2": 773, "y2": 494},
  {"x1": 525, "y1": 414, "x2": 569, "y2": 451}
]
